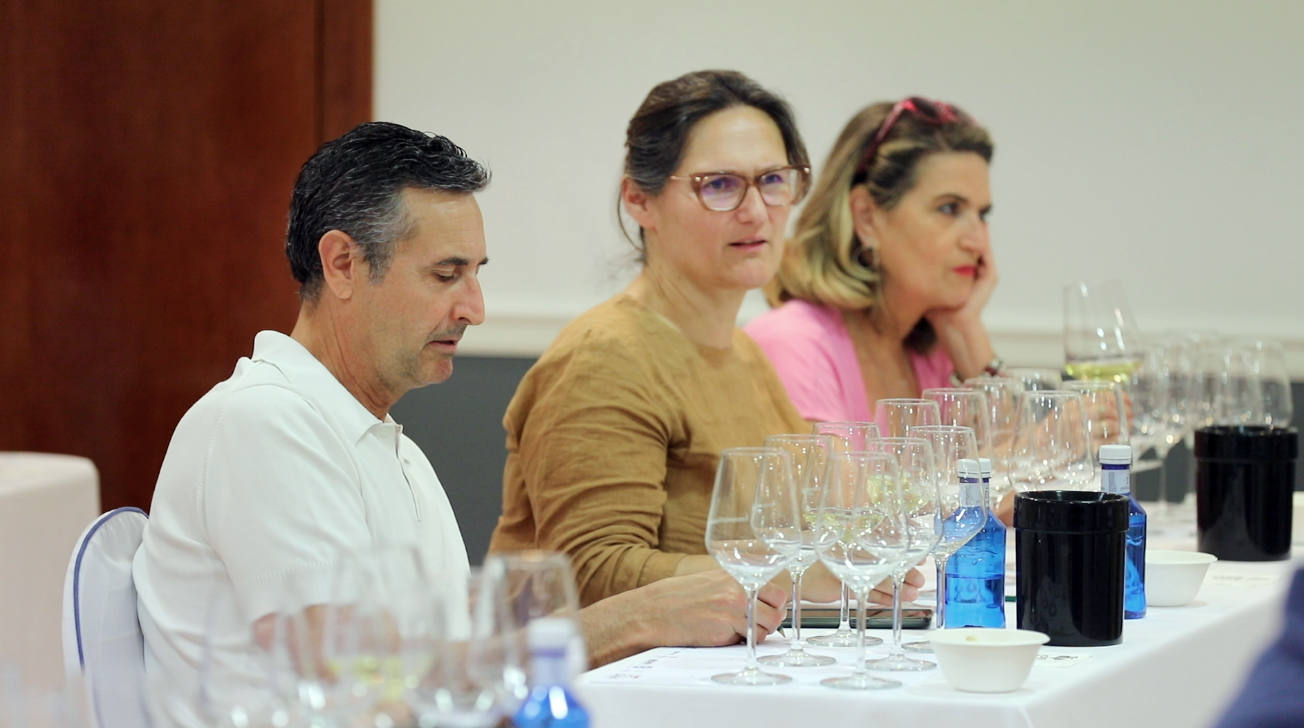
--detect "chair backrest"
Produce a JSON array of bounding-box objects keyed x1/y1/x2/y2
[{"x1": 61, "y1": 507, "x2": 150, "y2": 728}]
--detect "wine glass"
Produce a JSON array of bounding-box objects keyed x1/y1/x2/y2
[
  {"x1": 813, "y1": 451, "x2": 910, "y2": 690},
  {"x1": 194, "y1": 579, "x2": 299, "y2": 728},
  {"x1": 808, "y1": 421, "x2": 882, "y2": 649},
  {"x1": 757, "y1": 434, "x2": 837, "y2": 668},
  {"x1": 899, "y1": 425, "x2": 986, "y2": 653},
  {"x1": 963, "y1": 375, "x2": 1024, "y2": 512},
  {"x1": 326, "y1": 546, "x2": 446, "y2": 726},
  {"x1": 921, "y1": 387, "x2": 994, "y2": 456},
  {"x1": 812, "y1": 420, "x2": 880, "y2": 451},
  {"x1": 1062, "y1": 279, "x2": 1144, "y2": 385},
  {"x1": 1008, "y1": 390, "x2": 1096, "y2": 493},
  {"x1": 414, "y1": 565, "x2": 526, "y2": 728},
  {"x1": 1063, "y1": 379, "x2": 1130, "y2": 447},
  {"x1": 874, "y1": 398, "x2": 941, "y2": 437},
  {"x1": 705, "y1": 447, "x2": 802, "y2": 685},
  {"x1": 863, "y1": 437, "x2": 942, "y2": 672},
  {"x1": 1243, "y1": 340, "x2": 1293, "y2": 427},
  {"x1": 1003, "y1": 367, "x2": 1064, "y2": 392}
]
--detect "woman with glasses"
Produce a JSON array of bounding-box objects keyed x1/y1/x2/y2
[
  {"x1": 489, "y1": 70, "x2": 879, "y2": 609},
  {"x1": 746, "y1": 97, "x2": 998, "y2": 422}
]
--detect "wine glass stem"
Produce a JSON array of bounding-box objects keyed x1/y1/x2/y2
[
  {"x1": 838, "y1": 582, "x2": 851, "y2": 631},
  {"x1": 789, "y1": 568, "x2": 804, "y2": 646},
  {"x1": 935, "y1": 557, "x2": 949, "y2": 629},
  {"x1": 890, "y1": 574, "x2": 905, "y2": 655},
  {"x1": 854, "y1": 586, "x2": 872, "y2": 677},
  {"x1": 744, "y1": 586, "x2": 760, "y2": 672}
]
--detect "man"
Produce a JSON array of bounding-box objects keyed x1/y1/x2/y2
[{"x1": 134, "y1": 122, "x2": 785, "y2": 726}]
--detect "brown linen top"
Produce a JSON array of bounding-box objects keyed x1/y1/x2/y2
[{"x1": 487, "y1": 293, "x2": 807, "y2": 606}]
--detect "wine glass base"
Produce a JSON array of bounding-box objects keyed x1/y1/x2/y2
[
  {"x1": 864, "y1": 653, "x2": 935, "y2": 672},
  {"x1": 820, "y1": 673, "x2": 902, "y2": 690},
  {"x1": 711, "y1": 668, "x2": 792, "y2": 686},
  {"x1": 808, "y1": 630, "x2": 882, "y2": 647},
  {"x1": 901, "y1": 639, "x2": 933, "y2": 654},
  {"x1": 758, "y1": 649, "x2": 836, "y2": 667}
]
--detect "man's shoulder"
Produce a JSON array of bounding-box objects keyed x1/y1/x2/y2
[{"x1": 178, "y1": 358, "x2": 323, "y2": 436}]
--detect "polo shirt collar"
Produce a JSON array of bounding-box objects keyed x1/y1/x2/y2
[{"x1": 249, "y1": 330, "x2": 395, "y2": 444}]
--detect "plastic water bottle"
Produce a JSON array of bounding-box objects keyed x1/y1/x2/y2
[
  {"x1": 945, "y1": 457, "x2": 1007, "y2": 628},
  {"x1": 1101, "y1": 444, "x2": 1146, "y2": 619},
  {"x1": 513, "y1": 617, "x2": 592, "y2": 728}
]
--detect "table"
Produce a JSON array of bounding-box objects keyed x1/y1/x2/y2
[
  {"x1": 577, "y1": 524, "x2": 1295, "y2": 728},
  {"x1": 0, "y1": 452, "x2": 99, "y2": 690}
]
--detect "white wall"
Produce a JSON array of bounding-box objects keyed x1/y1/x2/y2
[{"x1": 376, "y1": 0, "x2": 1304, "y2": 372}]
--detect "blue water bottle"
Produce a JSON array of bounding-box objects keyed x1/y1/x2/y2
[
  {"x1": 513, "y1": 617, "x2": 592, "y2": 728},
  {"x1": 945, "y1": 457, "x2": 1007, "y2": 628},
  {"x1": 1101, "y1": 444, "x2": 1146, "y2": 619}
]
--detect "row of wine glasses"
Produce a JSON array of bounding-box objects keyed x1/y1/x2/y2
[
  {"x1": 1063, "y1": 279, "x2": 1294, "y2": 512},
  {"x1": 705, "y1": 420, "x2": 989, "y2": 689},
  {"x1": 154, "y1": 547, "x2": 584, "y2": 728}
]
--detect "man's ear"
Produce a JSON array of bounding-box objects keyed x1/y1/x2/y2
[
  {"x1": 621, "y1": 177, "x2": 656, "y2": 233},
  {"x1": 318, "y1": 229, "x2": 363, "y2": 300}
]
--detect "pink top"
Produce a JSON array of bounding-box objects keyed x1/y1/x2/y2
[{"x1": 744, "y1": 299, "x2": 955, "y2": 422}]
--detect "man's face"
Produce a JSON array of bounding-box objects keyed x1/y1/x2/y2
[{"x1": 355, "y1": 188, "x2": 486, "y2": 400}]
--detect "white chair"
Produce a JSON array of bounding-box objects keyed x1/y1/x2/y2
[{"x1": 61, "y1": 507, "x2": 151, "y2": 728}]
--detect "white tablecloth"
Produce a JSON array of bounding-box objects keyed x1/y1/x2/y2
[
  {"x1": 577, "y1": 526, "x2": 1294, "y2": 728},
  {"x1": 0, "y1": 452, "x2": 99, "y2": 689}
]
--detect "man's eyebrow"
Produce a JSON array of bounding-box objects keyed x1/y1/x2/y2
[{"x1": 435, "y1": 256, "x2": 490, "y2": 267}]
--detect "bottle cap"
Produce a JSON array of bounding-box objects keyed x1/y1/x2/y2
[
  {"x1": 527, "y1": 616, "x2": 579, "y2": 651},
  {"x1": 957, "y1": 458, "x2": 981, "y2": 480},
  {"x1": 978, "y1": 457, "x2": 993, "y2": 479},
  {"x1": 1099, "y1": 444, "x2": 1133, "y2": 466}
]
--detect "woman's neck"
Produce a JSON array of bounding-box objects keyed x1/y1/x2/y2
[
  {"x1": 625, "y1": 264, "x2": 744, "y2": 349},
  {"x1": 864, "y1": 281, "x2": 926, "y2": 344}
]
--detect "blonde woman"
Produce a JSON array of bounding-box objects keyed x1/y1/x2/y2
[{"x1": 746, "y1": 97, "x2": 999, "y2": 422}]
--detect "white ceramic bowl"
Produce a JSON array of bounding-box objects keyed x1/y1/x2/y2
[
  {"x1": 1145, "y1": 549, "x2": 1217, "y2": 607},
  {"x1": 929, "y1": 628, "x2": 1049, "y2": 693}
]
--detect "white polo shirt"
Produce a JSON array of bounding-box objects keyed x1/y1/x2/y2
[{"x1": 133, "y1": 331, "x2": 469, "y2": 726}]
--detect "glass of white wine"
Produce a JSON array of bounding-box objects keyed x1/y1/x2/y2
[
  {"x1": 705, "y1": 447, "x2": 802, "y2": 686},
  {"x1": 1062, "y1": 279, "x2": 1144, "y2": 386}
]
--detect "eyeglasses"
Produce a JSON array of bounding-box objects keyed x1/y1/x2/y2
[
  {"x1": 667, "y1": 165, "x2": 811, "y2": 212},
  {"x1": 854, "y1": 96, "x2": 964, "y2": 178}
]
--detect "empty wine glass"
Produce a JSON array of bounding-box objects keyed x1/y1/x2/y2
[
  {"x1": 195, "y1": 579, "x2": 299, "y2": 728},
  {"x1": 757, "y1": 434, "x2": 837, "y2": 668},
  {"x1": 813, "y1": 451, "x2": 910, "y2": 690},
  {"x1": 1243, "y1": 340, "x2": 1293, "y2": 427},
  {"x1": 1003, "y1": 367, "x2": 1064, "y2": 392},
  {"x1": 1008, "y1": 390, "x2": 1096, "y2": 492},
  {"x1": 922, "y1": 387, "x2": 994, "y2": 456},
  {"x1": 900, "y1": 425, "x2": 986, "y2": 653},
  {"x1": 1063, "y1": 379, "x2": 1130, "y2": 448},
  {"x1": 705, "y1": 447, "x2": 802, "y2": 686},
  {"x1": 874, "y1": 398, "x2": 941, "y2": 438},
  {"x1": 963, "y1": 375, "x2": 1024, "y2": 512},
  {"x1": 808, "y1": 421, "x2": 882, "y2": 649},
  {"x1": 414, "y1": 565, "x2": 526, "y2": 728},
  {"x1": 812, "y1": 420, "x2": 881, "y2": 451},
  {"x1": 863, "y1": 437, "x2": 942, "y2": 672}
]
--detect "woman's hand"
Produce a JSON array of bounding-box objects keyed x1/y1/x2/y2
[{"x1": 926, "y1": 251, "x2": 1000, "y2": 380}]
